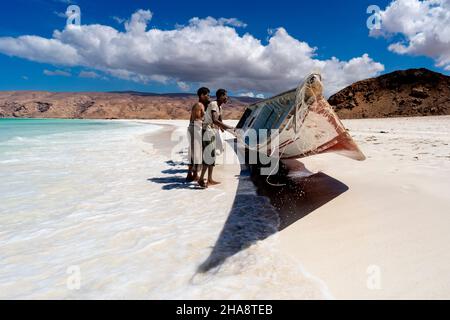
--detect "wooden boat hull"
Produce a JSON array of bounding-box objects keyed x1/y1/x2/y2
[{"x1": 236, "y1": 75, "x2": 366, "y2": 161}]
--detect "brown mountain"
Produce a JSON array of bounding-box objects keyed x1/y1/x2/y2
[
  {"x1": 328, "y1": 68, "x2": 450, "y2": 119},
  {"x1": 1, "y1": 68, "x2": 449, "y2": 120},
  {"x1": 0, "y1": 91, "x2": 258, "y2": 120}
]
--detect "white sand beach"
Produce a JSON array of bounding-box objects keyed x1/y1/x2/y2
[
  {"x1": 278, "y1": 116, "x2": 450, "y2": 299},
  {"x1": 1, "y1": 116, "x2": 449, "y2": 299},
  {"x1": 115, "y1": 116, "x2": 450, "y2": 299}
]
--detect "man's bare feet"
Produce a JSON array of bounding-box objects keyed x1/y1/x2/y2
[
  {"x1": 208, "y1": 180, "x2": 221, "y2": 186},
  {"x1": 186, "y1": 173, "x2": 195, "y2": 182},
  {"x1": 198, "y1": 179, "x2": 208, "y2": 189},
  {"x1": 192, "y1": 175, "x2": 199, "y2": 182}
]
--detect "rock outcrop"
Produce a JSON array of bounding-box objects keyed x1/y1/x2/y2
[{"x1": 328, "y1": 68, "x2": 450, "y2": 119}]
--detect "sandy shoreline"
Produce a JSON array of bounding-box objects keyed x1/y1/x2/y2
[
  {"x1": 277, "y1": 116, "x2": 450, "y2": 299},
  {"x1": 2, "y1": 116, "x2": 449, "y2": 299},
  {"x1": 142, "y1": 116, "x2": 450, "y2": 299},
  {"x1": 142, "y1": 120, "x2": 332, "y2": 299}
]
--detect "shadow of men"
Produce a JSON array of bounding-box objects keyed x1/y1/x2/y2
[
  {"x1": 148, "y1": 161, "x2": 203, "y2": 190},
  {"x1": 198, "y1": 160, "x2": 348, "y2": 273}
]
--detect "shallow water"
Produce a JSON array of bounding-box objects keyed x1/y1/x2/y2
[{"x1": 0, "y1": 119, "x2": 330, "y2": 299}]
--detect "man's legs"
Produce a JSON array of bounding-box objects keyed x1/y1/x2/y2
[
  {"x1": 186, "y1": 165, "x2": 194, "y2": 181},
  {"x1": 192, "y1": 164, "x2": 199, "y2": 181},
  {"x1": 198, "y1": 128, "x2": 221, "y2": 188},
  {"x1": 207, "y1": 133, "x2": 220, "y2": 185},
  {"x1": 186, "y1": 125, "x2": 201, "y2": 182},
  {"x1": 198, "y1": 165, "x2": 208, "y2": 188},
  {"x1": 199, "y1": 163, "x2": 220, "y2": 187},
  {"x1": 186, "y1": 127, "x2": 195, "y2": 182},
  {"x1": 187, "y1": 166, "x2": 199, "y2": 182},
  {"x1": 207, "y1": 166, "x2": 220, "y2": 185}
]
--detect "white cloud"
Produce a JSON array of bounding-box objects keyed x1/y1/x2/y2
[
  {"x1": 54, "y1": 0, "x2": 76, "y2": 4},
  {"x1": 370, "y1": 0, "x2": 450, "y2": 71},
  {"x1": 217, "y1": 18, "x2": 247, "y2": 28},
  {"x1": 239, "y1": 92, "x2": 256, "y2": 97},
  {"x1": 177, "y1": 81, "x2": 190, "y2": 91},
  {"x1": 0, "y1": 9, "x2": 384, "y2": 96},
  {"x1": 124, "y1": 10, "x2": 153, "y2": 34},
  {"x1": 239, "y1": 92, "x2": 265, "y2": 99},
  {"x1": 54, "y1": 11, "x2": 68, "y2": 18},
  {"x1": 0, "y1": 35, "x2": 81, "y2": 65},
  {"x1": 43, "y1": 69, "x2": 72, "y2": 77},
  {"x1": 112, "y1": 16, "x2": 126, "y2": 24},
  {"x1": 79, "y1": 71, "x2": 101, "y2": 78}
]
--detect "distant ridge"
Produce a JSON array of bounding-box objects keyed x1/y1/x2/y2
[
  {"x1": 0, "y1": 91, "x2": 259, "y2": 120},
  {"x1": 1, "y1": 68, "x2": 449, "y2": 120}
]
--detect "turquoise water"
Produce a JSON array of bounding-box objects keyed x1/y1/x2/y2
[
  {"x1": 0, "y1": 118, "x2": 136, "y2": 144},
  {"x1": 0, "y1": 118, "x2": 329, "y2": 299}
]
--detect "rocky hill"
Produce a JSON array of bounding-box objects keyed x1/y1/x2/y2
[
  {"x1": 0, "y1": 91, "x2": 257, "y2": 120},
  {"x1": 329, "y1": 68, "x2": 450, "y2": 119},
  {"x1": 1, "y1": 68, "x2": 449, "y2": 120}
]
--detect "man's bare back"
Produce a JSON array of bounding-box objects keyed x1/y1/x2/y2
[{"x1": 190, "y1": 102, "x2": 205, "y2": 122}]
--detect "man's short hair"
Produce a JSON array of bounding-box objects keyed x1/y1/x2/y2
[
  {"x1": 197, "y1": 87, "x2": 210, "y2": 97},
  {"x1": 216, "y1": 89, "x2": 227, "y2": 99}
]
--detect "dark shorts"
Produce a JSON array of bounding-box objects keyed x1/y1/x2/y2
[{"x1": 202, "y1": 128, "x2": 216, "y2": 166}]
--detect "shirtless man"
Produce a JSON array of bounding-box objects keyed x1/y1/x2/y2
[
  {"x1": 198, "y1": 89, "x2": 234, "y2": 188},
  {"x1": 186, "y1": 87, "x2": 210, "y2": 182}
]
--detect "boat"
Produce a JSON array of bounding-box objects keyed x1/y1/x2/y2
[{"x1": 235, "y1": 73, "x2": 366, "y2": 161}]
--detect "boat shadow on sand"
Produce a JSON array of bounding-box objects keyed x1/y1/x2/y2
[{"x1": 197, "y1": 142, "x2": 349, "y2": 273}]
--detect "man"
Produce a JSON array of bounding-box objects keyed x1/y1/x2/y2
[
  {"x1": 198, "y1": 89, "x2": 234, "y2": 188},
  {"x1": 186, "y1": 87, "x2": 210, "y2": 182}
]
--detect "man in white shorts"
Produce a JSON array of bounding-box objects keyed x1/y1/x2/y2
[{"x1": 198, "y1": 89, "x2": 234, "y2": 188}]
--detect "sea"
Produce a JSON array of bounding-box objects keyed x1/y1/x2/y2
[{"x1": 0, "y1": 118, "x2": 330, "y2": 299}]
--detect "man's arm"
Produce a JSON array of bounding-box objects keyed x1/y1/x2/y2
[
  {"x1": 218, "y1": 115, "x2": 225, "y2": 132},
  {"x1": 212, "y1": 110, "x2": 233, "y2": 131}
]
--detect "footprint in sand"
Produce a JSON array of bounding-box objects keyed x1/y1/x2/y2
[{"x1": 365, "y1": 136, "x2": 378, "y2": 142}]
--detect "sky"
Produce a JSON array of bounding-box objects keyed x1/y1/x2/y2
[{"x1": 0, "y1": 0, "x2": 448, "y2": 97}]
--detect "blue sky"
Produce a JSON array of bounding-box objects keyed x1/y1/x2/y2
[{"x1": 0, "y1": 0, "x2": 447, "y2": 95}]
